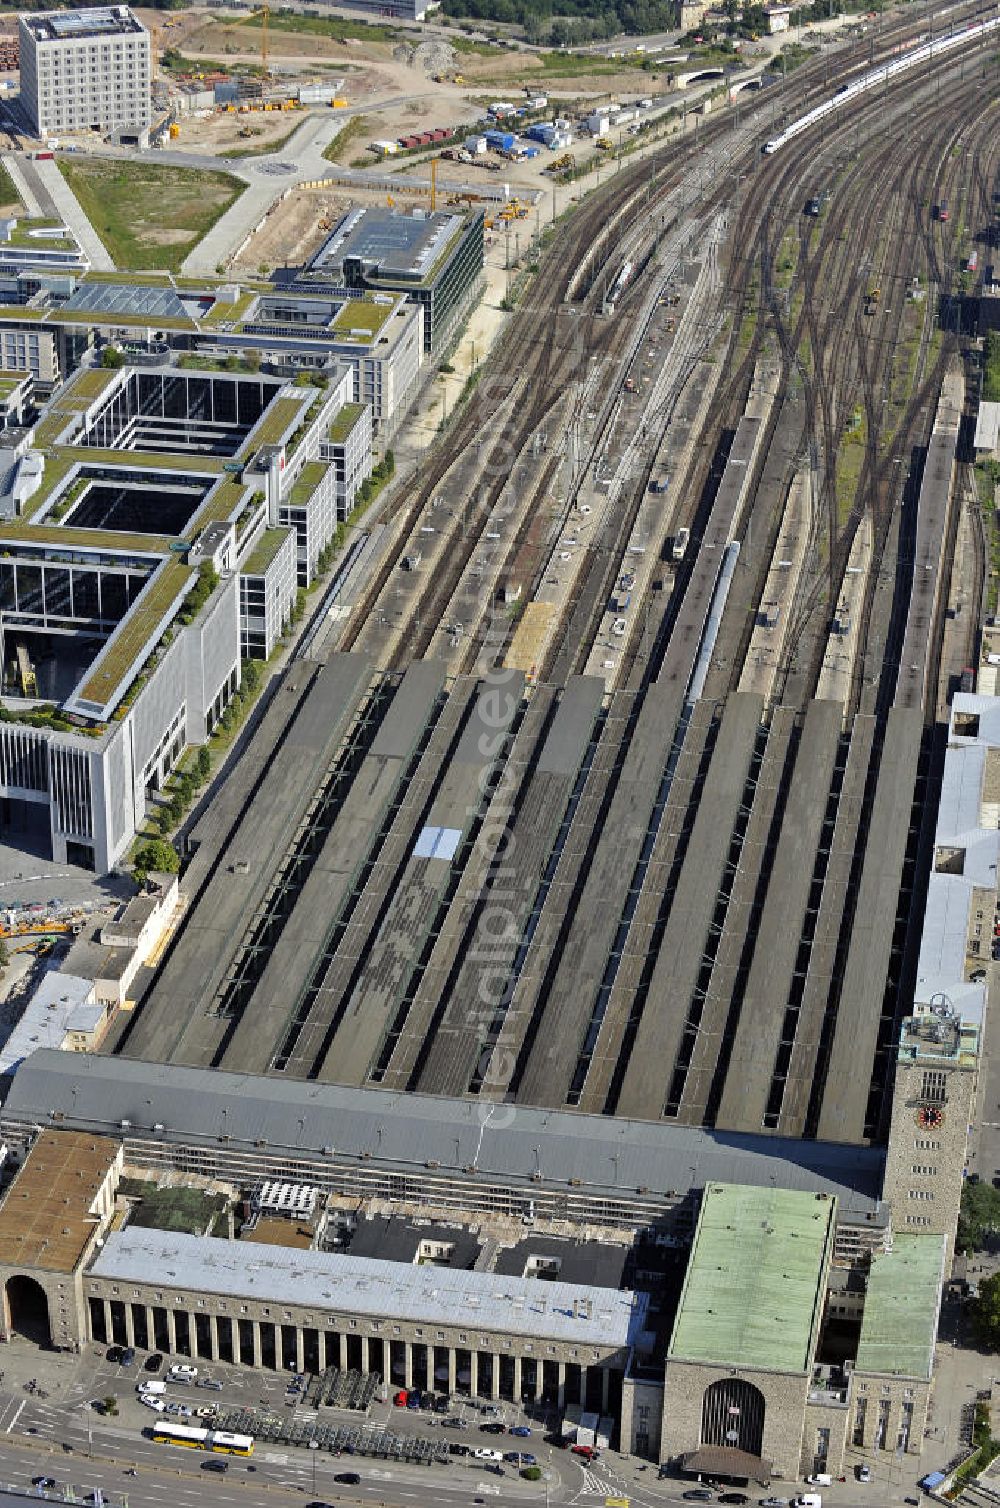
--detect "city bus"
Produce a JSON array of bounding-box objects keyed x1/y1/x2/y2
[{"x1": 151, "y1": 1422, "x2": 254, "y2": 1456}]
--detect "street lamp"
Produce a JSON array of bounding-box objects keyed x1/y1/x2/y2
[{"x1": 309, "y1": 1438, "x2": 320, "y2": 1494}]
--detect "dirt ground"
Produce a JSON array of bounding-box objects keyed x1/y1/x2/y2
[
  {"x1": 173, "y1": 106, "x2": 314, "y2": 156},
  {"x1": 230, "y1": 186, "x2": 354, "y2": 275},
  {"x1": 138, "y1": 7, "x2": 662, "y2": 144}
]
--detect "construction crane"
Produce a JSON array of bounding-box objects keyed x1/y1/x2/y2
[
  {"x1": 260, "y1": 3, "x2": 269, "y2": 79},
  {"x1": 430, "y1": 155, "x2": 437, "y2": 212}
]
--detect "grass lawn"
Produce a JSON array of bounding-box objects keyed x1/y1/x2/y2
[
  {"x1": 0, "y1": 161, "x2": 21, "y2": 213},
  {"x1": 323, "y1": 113, "x2": 372, "y2": 164},
  {"x1": 58, "y1": 159, "x2": 245, "y2": 273},
  {"x1": 240, "y1": 10, "x2": 399, "y2": 43}
]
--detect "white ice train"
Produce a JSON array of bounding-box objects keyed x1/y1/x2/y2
[
  {"x1": 607, "y1": 260, "x2": 633, "y2": 308},
  {"x1": 762, "y1": 15, "x2": 1000, "y2": 155}
]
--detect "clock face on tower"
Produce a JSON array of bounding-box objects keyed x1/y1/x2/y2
[{"x1": 916, "y1": 1104, "x2": 945, "y2": 1130}]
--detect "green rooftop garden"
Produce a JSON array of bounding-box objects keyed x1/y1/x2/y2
[
  {"x1": 288, "y1": 459, "x2": 328, "y2": 509},
  {"x1": 203, "y1": 289, "x2": 259, "y2": 326},
  {"x1": 0, "y1": 371, "x2": 27, "y2": 400},
  {"x1": 240, "y1": 394, "x2": 308, "y2": 454},
  {"x1": 328, "y1": 401, "x2": 367, "y2": 444},
  {"x1": 78, "y1": 557, "x2": 192, "y2": 709},
  {"x1": 243, "y1": 525, "x2": 292, "y2": 575},
  {"x1": 330, "y1": 297, "x2": 395, "y2": 342},
  {"x1": 4, "y1": 217, "x2": 78, "y2": 253},
  {"x1": 119, "y1": 1176, "x2": 230, "y2": 1237}
]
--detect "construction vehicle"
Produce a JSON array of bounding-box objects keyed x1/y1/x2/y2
[
  {"x1": 596, "y1": 136, "x2": 613, "y2": 151},
  {"x1": 864, "y1": 286, "x2": 880, "y2": 315},
  {"x1": 549, "y1": 152, "x2": 573, "y2": 172}
]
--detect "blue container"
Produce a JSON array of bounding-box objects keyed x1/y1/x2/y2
[{"x1": 485, "y1": 130, "x2": 515, "y2": 151}]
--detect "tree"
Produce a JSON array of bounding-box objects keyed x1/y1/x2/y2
[
  {"x1": 240, "y1": 659, "x2": 261, "y2": 698},
  {"x1": 133, "y1": 839, "x2": 180, "y2": 880},
  {"x1": 0, "y1": 939, "x2": 8, "y2": 971},
  {"x1": 196, "y1": 746, "x2": 212, "y2": 780},
  {"x1": 958, "y1": 1181, "x2": 1000, "y2": 1253},
  {"x1": 970, "y1": 1272, "x2": 1000, "y2": 1349},
  {"x1": 101, "y1": 346, "x2": 124, "y2": 369}
]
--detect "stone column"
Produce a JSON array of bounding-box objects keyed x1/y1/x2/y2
[
  {"x1": 232, "y1": 1322, "x2": 242, "y2": 1366},
  {"x1": 470, "y1": 1350, "x2": 479, "y2": 1398},
  {"x1": 209, "y1": 1314, "x2": 220, "y2": 1363},
  {"x1": 490, "y1": 1354, "x2": 500, "y2": 1401},
  {"x1": 166, "y1": 1309, "x2": 177, "y2": 1355},
  {"x1": 512, "y1": 1355, "x2": 522, "y2": 1405},
  {"x1": 296, "y1": 1329, "x2": 305, "y2": 1374},
  {"x1": 317, "y1": 1332, "x2": 326, "y2": 1373},
  {"x1": 252, "y1": 1322, "x2": 263, "y2": 1368},
  {"x1": 534, "y1": 1362, "x2": 544, "y2": 1403},
  {"x1": 339, "y1": 1332, "x2": 348, "y2": 1371},
  {"x1": 145, "y1": 1307, "x2": 156, "y2": 1353},
  {"x1": 123, "y1": 1304, "x2": 135, "y2": 1348},
  {"x1": 557, "y1": 1362, "x2": 566, "y2": 1411},
  {"x1": 601, "y1": 1368, "x2": 610, "y2": 1414},
  {"x1": 404, "y1": 1341, "x2": 413, "y2": 1390},
  {"x1": 448, "y1": 1348, "x2": 457, "y2": 1395},
  {"x1": 102, "y1": 1300, "x2": 114, "y2": 1345},
  {"x1": 580, "y1": 1366, "x2": 589, "y2": 1411}
]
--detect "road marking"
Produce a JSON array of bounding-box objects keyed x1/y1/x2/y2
[
  {"x1": 6, "y1": 1402, "x2": 23, "y2": 1435},
  {"x1": 261, "y1": 1451, "x2": 288, "y2": 1464}
]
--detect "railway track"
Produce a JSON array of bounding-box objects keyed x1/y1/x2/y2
[{"x1": 333, "y1": 0, "x2": 995, "y2": 724}]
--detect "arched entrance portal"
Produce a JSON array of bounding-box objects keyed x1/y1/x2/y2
[
  {"x1": 5, "y1": 1275, "x2": 50, "y2": 1345},
  {"x1": 701, "y1": 1378, "x2": 765, "y2": 1458}
]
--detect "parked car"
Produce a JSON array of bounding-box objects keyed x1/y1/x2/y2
[
  {"x1": 719, "y1": 1495, "x2": 749, "y2": 1504},
  {"x1": 510, "y1": 1425, "x2": 532, "y2": 1437},
  {"x1": 759, "y1": 1498, "x2": 789, "y2": 1506},
  {"x1": 856, "y1": 1466, "x2": 872, "y2": 1484},
  {"x1": 481, "y1": 1422, "x2": 505, "y2": 1435},
  {"x1": 448, "y1": 1443, "x2": 471, "y2": 1457},
  {"x1": 196, "y1": 1378, "x2": 223, "y2": 1390},
  {"x1": 505, "y1": 1452, "x2": 536, "y2": 1465},
  {"x1": 144, "y1": 1354, "x2": 164, "y2": 1373},
  {"x1": 201, "y1": 1460, "x2": 228, "y2": 1474},
  {"x1": 571, "y1": 1444, "x2": 599, "y2": 1459},
  {"x1": 139, "y1": 1396, "x2": 165, "y2": 1413},
  {"x1": 166, "y1": 1364, "x2": 198, "y2": 1382},
  {"x1": 120, "y1": 1348, "x2": 136, "y2": 1367},
  {"x1": 334, "y1": 1473, "x2": 361, "y2": 1486},
  {"x1": 106, "y1": 1346, "x2": 122, "y2": 1365},
  {"x1": 683, "y1": 1492, "x2": 713, "y2": 1502}
]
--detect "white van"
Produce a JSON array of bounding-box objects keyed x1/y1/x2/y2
[
  {"x1": 807, "y1": 1477, "x2": 833, "y2": 1489},
  {"x1": 795, "y1": 1495, "x2": 822, "y2": 1508},
  {"x1": 137, "y1": 1380, "x2": 166, "y2": 1395},
  {"x1": 474, "y1": 1448, "x2": 504, "y2": 1461}
]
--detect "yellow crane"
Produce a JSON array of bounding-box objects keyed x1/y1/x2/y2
[
  {"x1": 430, "y1": 155, "x2": 437, "y2": 212},
  {"x1": 260, "y1": 3, "x2": 269, "y2": 79}
]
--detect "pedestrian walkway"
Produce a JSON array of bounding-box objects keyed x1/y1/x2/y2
[
  {"x1": 29, "y1": 157, "x2": 114, "y2": 270},
  {"x1": 2, "y1": 155, "x2": 43, "y2": 217}
]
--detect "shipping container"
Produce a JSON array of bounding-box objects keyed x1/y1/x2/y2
[{"x1": 486, "y1": 130, "x2": 516, "y2": 151}]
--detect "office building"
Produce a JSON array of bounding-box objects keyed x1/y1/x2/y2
[
  {"x1": 305, "y1": 207, "x2": 484, "y2": 354},
  {"x1": 19, "y1": 6, "x2": 151, "y2": 142}
]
